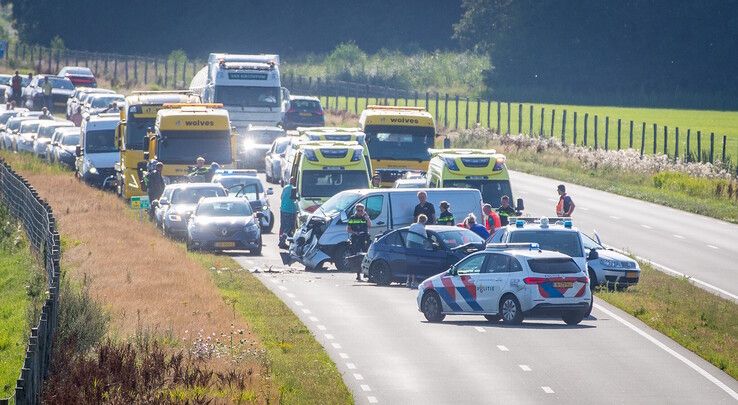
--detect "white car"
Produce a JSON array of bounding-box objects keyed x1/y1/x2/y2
[
  {"x1": 582, "y1": 233, "x2": 640, "y2": 290},
  {"x1": 394, "y1": 178, "x2": 427, "y2": 188},
  {"x1": 417, "y1": 243, "x2": 591, "y2": 325},
  {"x1": 264, "y1": 136, "x2": 290, "y2": 184}
]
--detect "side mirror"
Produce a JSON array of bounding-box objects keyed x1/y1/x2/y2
[
  {"x1": 516, "y1": 198, "x2": 525, "y2": 211},
  {"x1": 143, "y1": 151, "x2": 150, "y2": 160},
  {"x1": 448, "y1": 266, "x2": 457, "y2": 276},
  {"x1": 587, "y1": 248, "x2": 599, "y2": 260},
  {"x1": 255, "y1": 212, "x2": 265, "y2": 219},
  {"x1": 151, "y1": 200, "x2": 160, "y2": 209},
  {"x1": 266, "y1": 187, "x2": 274, "y2": 196},
  {"x1": 340, "y1": 211, "x2": 348, "y2": 223},
  {"x1": 158, "y1": 197, "x2": 169, "y2": 206},
  {"x1": 75, "y1": 145, "x2": 82, "y2": 156}
]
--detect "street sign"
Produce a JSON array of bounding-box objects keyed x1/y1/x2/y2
[
  {"x1": 131, "y1": 196, "x2": 150, "y2": 209},
  {"x1": 131, "y1": 196, "x2": 141, "y2": 209}
]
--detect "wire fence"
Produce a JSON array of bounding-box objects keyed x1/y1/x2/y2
[
  {"x1": 0, "y1": 158, "x2": 61, "y2": 405},
  {"x1": 283, "y1": 73, "x2": 737, "y2": 173}
]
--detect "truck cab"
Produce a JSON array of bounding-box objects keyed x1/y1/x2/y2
[{"x1": 76, "y1": 113, "x2": 120, "y2": 188}]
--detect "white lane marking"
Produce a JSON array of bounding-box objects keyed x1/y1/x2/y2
[
  {"x1": 353, "y1": 373, "x2": 364, "y2": 381},
  {"x1": 301, "y1": 308, "x2": 311, "y2": 314},
  {"x1": 519, "y1": 365, "x2": 532, "y2": 371},
  {"x1": 497, "y1": 345, "x2": 509, "y2": 351},
  {"x1": 607, "y1": 246, "x2": 738, "y2": 303},
  {"x1": 547, "y1": 198, "x2": 558, "y2": 203},
  {"x1": 339, "y1": 352, "x2": 349, "y2": 359},
  {"x1": 707, "y1": 244, "x2": 719, "y2": 250},
  {"x1": 474, "y1": 326, "x2": 486, "y2": 333},
  {"x1": 278, "y1": 285, "x2": 287, "y2": 291},
  {"x1": 294, "y1": 301, "x2": 304, "y2": 306},
  {"x1": 317, "y1": 324, "x2": 327, "y2": 331},
  {"x1": 324, "y1": 334, "x2": 334, "y2": 340},
  {"x1": 367, "y1": 396, "x2": 378, "y2": 404},
  {"x1": 361, "y1": 384, "x2": 371, "y2": 392},
  {"x1": 609, "y1": 215, "x2": 620, "y2": 220},
  {"x1": 595, "y1": 303, "x2": 738, "y2": 401},
  {"x1": 286, "y1": 292, "x2": 296, "y2": 298},
  {"x1": 542, "y1": 386, "x2": 555, "y2": 394},
  {"x1": 332, "y1": 342, "x2": 342, "y2": 349},
  {"x1": 580, "y1": 207, "x2": 590, "y2": 211},
  {"x1": 673, "y1": 234, "x2": 685, "y2": 239},
  {"x1": 641, "y1": 224, "x2": 653, "y2": 229},
  {"x1": 346, "y1": 363, "x2": 356, "y2": 370},
  {"x1": 269, "y1": 278, "x2": 278, "y2": 284},
  {"x1": 309, "y1": 316, "x2": 319, "y2": 322}
]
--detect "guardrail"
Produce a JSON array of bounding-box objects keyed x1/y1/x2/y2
[{"x1": 0, "y1": 158, "x2": 61, "y2": 405}]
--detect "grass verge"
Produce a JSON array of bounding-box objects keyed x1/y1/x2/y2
[
  {"x1": 596, "y1": 262, "x2": 738, "y2": 379},
  {"x1": 0, "y1": 206, "x2": 46, "y2": 398},
  {"x1": 194, "y1": 255, "x2": 353, "y2": 405}
]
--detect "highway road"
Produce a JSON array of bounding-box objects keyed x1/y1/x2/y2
[{"x1": 233, "y1": 173, "x2": 738, "y2": 404}]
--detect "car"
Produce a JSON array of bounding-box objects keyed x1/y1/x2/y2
[
  {"x1": 581, "y1": 233, "x2": 640, "y2": 290},
  {"x1": 58, "y1": 66, "x2": 97, "y2": 88},
  {"x1": 0, "y1": 74, "x2": 12, "y2": 101},
  {"x1": 1, "y1": 75, "x2": 31, "y2": 104},
  {"x1": 76, "y1": 113, "x2": 120, "y2": 188},
  {"x1": 283, "y1": 95, "x2": 324, "y2": 130},
  {"x1": 361, "y1": 225, "x2": 486, "y2": 285},
  {"x1": 238, "y1": 125, "x2": 285, "y2": 169},
  {"x1": 24, "y1": 75, "x2": 75, "y2": 112},
  {"x1": 211, "y1": 172, "x2": 275, "y2": 233},
  {"x1": 186, "y1": 196, "x2": 263, "y2": 254},
  {"x1": 394, "y1": 178, "x2": 427, "y2": 188},
  {"x1": 67, "y1": 87, "x2": 114, "y2": 118},
  {"x1": 16, "y1": 119, "x2": 47, "y2": 154},
  {"x1": 152, "y1": 183, "x2": 228, "y2": 239},
  {"x1": 33, "y1": 120, "x2": 75, "y2": 159},
  {"x1": 416, "y1": 243, "x2": 592, "y2": 325},
  {"x1": 82, "y1": 93, "x2": 125, "y2": 116},
  {"x1": 49, "y1": 127, "x2": 81, "y2": 169},
  {"x1": 264, "y1": 136, "x2": 290, "y2": 184},
  {"x1": 0, "y1": 108, "x2": 29, "y2": 149},
  {"x1": 1, "y1": 115, "x2": 37, "y2": 151}
]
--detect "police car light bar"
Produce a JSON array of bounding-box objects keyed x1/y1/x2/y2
[
  {"x1": 214, "y1": 169, "x2": 258, "y2": 176},
  {"x1": 486, "y1": 243, "x2": 541, "y2": 251}
]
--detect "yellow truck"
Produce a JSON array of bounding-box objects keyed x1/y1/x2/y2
[
  {"x1": 143, "y1": 103, "x2": 238, "y2": 183},
  {"x1": 115, "y1": 91, "x2": 200, "y2": 199},
  {"x1": 359, "y1": 105, "x2": 440, "y2": 187}
]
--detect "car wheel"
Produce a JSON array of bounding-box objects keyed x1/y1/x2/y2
[
  {"x1": 585, "y1": 296, "x2": 594, "y2": 317},
  {"x1": 588, "y1": 268, "x2": 599, "y2": 290},
  {"x1": 186, "y1": 240, "x2": 196, "y2": 252},
  {"x1": 484, "y1": 314, "x2": 501, "y2": 323},
  {"x1": 251, "y1": 236, "x2": 263, "y2": 255},
  {"x1": 421, "y1": 291, "x2": 445, "y2": 322},
  {"x1": 333, "y1": 244, "x2": 351, "y2": 272},
  {"x1": 262, "y1": 210, "x2": 275, "y2": 233},
  {"x1": 562, "y1": 311, "x2": 585, "y2": 325},
  {"x1": 499, "y1": 294, "x2": 523, "y2": 325},
  {"x1": 371, "y1": 260, "x2": 392, "y2": 286}
]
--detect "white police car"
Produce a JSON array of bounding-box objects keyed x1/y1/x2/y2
[{"x1": 417, "y1": 243, "x2": 591, "y2": 325}]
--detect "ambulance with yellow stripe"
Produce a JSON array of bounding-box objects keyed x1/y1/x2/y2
[
  {"x1": 142, "y1": 103, "x2": 238, "y2": 183},
  {"x1": 289, "y1": 140, "x2": 370, "y2": 215},
  {"x1": 359, "y1": 106, "x2": 440, "y2": 187},
  {"x1": 297, "y1": 126, "x2": 372, "y2": 175},
  {"x1": 115, "y1": 91, "x2": 200, "y2": 199},
  {"x1": 427, "y1": 148, "x2": 516, "y2": 208}
]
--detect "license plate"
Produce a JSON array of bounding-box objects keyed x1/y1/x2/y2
[
  {"x1": 299, "y1": 112, "x2": 312, "y2": 117},
  {"x1": 626, "y1": 272, "x2": 638, "y2": 278},
  {"x1": 553, "y1": 282, "x2": 573, "y2": 288},
  {"x1": 215, "y1": 241, "x2": 236, "y2": 248}
]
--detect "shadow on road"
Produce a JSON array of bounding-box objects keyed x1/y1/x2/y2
[{"x1": 429, "y1": 319, "x2": 597, "y2": 330}]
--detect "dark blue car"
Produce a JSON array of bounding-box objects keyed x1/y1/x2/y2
[{"x1": 361, "y1": 225, "x2": 485, "y2": 285}]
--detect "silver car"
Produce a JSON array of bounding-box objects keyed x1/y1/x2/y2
[{"x1": 264, "y1": 136, "x2": 290, "y2": 184}]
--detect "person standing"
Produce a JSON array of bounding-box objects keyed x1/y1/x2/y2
[
  {"x1": 188, "y1": 156, "x2": 209, "y2": 181},
  {"x1": 41, "y1": 76, "x2": 53, "y2": 111},
  {"x1": 496, "y1": 195, "x2": 518, "y2": 226},
  {"x1": 413, "y1": 191, "x2": 435, "y2": 224},
  {"x1": 556, "y1": 184, "x2": 575, "y2": 217},
  {"x1": 70, "y1": 106, "x2": 83, "y2": 126},
  {"x1": 147, "y1": 162, "x2": 166, "y2": 220},
  {"x1": 39, "y1": 107, "x2": 54, "y2": 120},
  {"x1": 371, "y1": 174, "x2": 381, "y2": 188},
  {"x1": 406, "y1": 214, "x2": 428, "y2": 287},
  {"x1": 466, "y1": 214, "x2": 490, "y2": 239},
  {"x1": 279, "y1": 177, "x2": 298, "y2": 249},
  {"x1": 437, "y1": 201, "x2": 455, "y2": 225},
  {"x1": 346, "y1": 203, "x2": 371, "y2": 281},
  {"x1": 10, "y1": 71, "x2": 22, "y2": 105},
  {"x1": 482, "y1": 203, "x2": 500, "y2": 232}
]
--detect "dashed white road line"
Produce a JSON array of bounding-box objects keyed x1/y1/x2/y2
[
  {"x1": 707, "y1": 244, "x2": 719, "y2": 250},
  {"x1": 360, "y1": 384, "x2": 371, "y2": 392},
  {"x1": 324, "y1": 333, "x2": 334, "y2": 340},
  {"x1": 609, "y1": 215, "x2": 620, "y2": 220},
  {"x1": 308, "y1": 316, "x2": 319, "y2": 322},
  {"x1": 339, "y1": 352, "x2": 350, "y2": 359},
  {"x1": 332, "y1": 342, "x2": 342, "y2": 349},
  {"x1": 269, "y1": 278, "x2": 278, "y2": 284},
  {"x1": 541, "y1": 386, "x2": 555, "y2": 394},
  {"x1": 519, "y1": 365, "x2": 532, "y2": 371},
  {"x1": 293, "y1": 300, "x2": 304, "y2": 306},
  {"x1": 580, "y1": 207, "x2": 589, "y2": 211},
  {"x1": 367, "y1": 396, "x2": 378, "y2": 403},
  {"x1": 640, "y1": 224, "x2": 653, "y2": 229},
  {"x1": 353, "y1": 373, "x2": 364, "y2": 381},
  {"x1": 346, "y1": 363, "x2": 357, "y2": 370},
  {"x1": 497, "y1": 345, "x2": 509, "y2": 352},
  {"x1": 673, "y1": 234, "x2": 685, "y2": 239},
  {"x1": 278, "y1": 285, "x2": 287, "y2": 291},
  {"x1": 474, "y1": 326, "x2": 486, "y2": 333},
  {"x1": 286, "y1": 292, "x2": 296, "y2": 298},
  {"x1": 547, "y1": 198, "x2": 558, "y2": 203},
  {"x1": 317, "y1": 324, "x2": 327, "y2": 331},
  {"x1": 301, "y1": 308, "x2": 311, "y2": 314},
  {"x1": 595, "y1": 303, "x2": 738, "y2": 401}
]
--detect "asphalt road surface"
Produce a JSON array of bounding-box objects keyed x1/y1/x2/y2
[{"x1": 232, "y1": 172, "x2": 738, "y2": 404}]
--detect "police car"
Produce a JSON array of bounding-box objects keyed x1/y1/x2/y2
[{"x1": 417, "y1": 243, "x2": 591, "y2": 325}]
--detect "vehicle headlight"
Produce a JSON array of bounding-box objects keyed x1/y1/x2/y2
[
  {"x1": 242, "y1": 140, "x2": 255, "y2": 150},
  {"x1": 351, "y1": 149, "x2": 362, "y2": 162},
  {"x1": 88, "y1": 166, "x2": 98, "y2": 175},
  {"x1": 168, "y1": 214, "x2": 182, "y2": 222},
  {"x1": 599, "y1": 258, "x2": 622, "y2": 268}
]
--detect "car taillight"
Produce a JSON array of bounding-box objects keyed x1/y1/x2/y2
[
  {"x1": 523, "y1": 277, "x2": 547, "y2": 284},
  {"x1": 314, "y1": 110, "x2": 324, "y2": 116},
  {"x1": 576, "y1": 276, "x2": 588, "y2": 284}
]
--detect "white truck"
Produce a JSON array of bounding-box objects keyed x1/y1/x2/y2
[{"x1": 189, "y1": 53, "x2": 290, "y2": 133}]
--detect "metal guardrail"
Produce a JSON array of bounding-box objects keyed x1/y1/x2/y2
[{"x1": 0, "y1": 158, "x2": 61, "y2": 405}]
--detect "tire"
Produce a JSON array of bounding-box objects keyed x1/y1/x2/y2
[
  {"x1": 421, "y1": 291, "x2": 445, "y2": 322},
  {"x1": 484, "y1": 314, "x2": 501, "y2": 323},
  {"x1": 371, "y1": 260, "x2": 392, "y2": 286},
  {"x1": 562, "y1": 311, "x2": 585, "y2": 325},
  {"x1": 186, "y1": 239, "x2": 196, "y2": 252},
  {"x1": 588, "y1": 268, "x2": 599, "y2": 290},
  {"x1": 585, "y1": 295, "x2": 593, "y2": 317},
  {"x1": 251, "y1": 236, "x2": 263, "y2": 255},
  {"x1": 262, "y1": 210, "x2": 275, "y2": 233},
  {"x1": 499, "y1": 295, "x2": 523, "y2": 325},
  {"x1": 332, "y1": 244, "x2": 351, "y2": 272}
]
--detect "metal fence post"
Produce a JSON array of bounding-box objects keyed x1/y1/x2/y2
[
  {"x1": 529, "y1": 105, "x2": 533, "y2": 135},
  {"x1": 506, "y1": 102, "x2": 511, "y2": 135},
  {"x1": 697, "y1": 131, "x2": 702, "y2": 162},
  {"x1": 594, "y1": 115, "x2": 599, "y2": 149},
  {"x1": 653, "y1": 123, "x2": 657, "y2": 155},
  {"x1": 518, "y1": 103, "x2": 523, "y2": 134},
  {"x1": 722, "y1": 135, "x2": 727, "y2": 163},
  {"x1": 641, "y1": 122, "x2": 646, "y2": 157},
  {"x1": 540, "y1": 107, "x2": 544, "y2": 136},
  {"x1": 617, "y1": 119, "x2": 622, "y2": 150},
  {"x1": 583, "y1": 113, "x2": 588, "y2": 146},
  {"x1": 604, "y1": 116, "x2": 609, "y2": 151},
  {"x1": 686, "y1": 129, "x2": 691, "y2": 162},
  {"x1": 454, "y1": 95, "x2": 459, "y2": 129},
  {"x1": 444, "y1": 94, "x2": 448, "y2": 129},
  {"x1": 561, "y1": 110, "x2": 567, "y2": 143},
  {"x1": 476, "y1": 98, "x2": 481, "y2": 125},
  {"x1": 629, "y1": 120, "x2": 634, "y2": 148},
  {"x1": 710, "y1": 132, "x2": 715, "y2": 163},
  {"x1": 550, "y1": 109, "x2": 555, "y2": 138},
  {"x1": 573, "y1": 112, "x2": 578, "y2": 145},
  {"x1": 663, "y1": 126, "x2": 668, "y2": 156},
  {"x1": 497, "y1": 102, "x2": 502, "y2": 133},
  {"x1": 465, "y1": 97, "x2": 469, "y2": 129},
  {"x1": 675, "y1": 128, "x2": 679, "y2": 162}
]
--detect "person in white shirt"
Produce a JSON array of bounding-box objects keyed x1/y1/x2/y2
[{"x1": 407, "y1": 214, "x2": 428, "y2": 248}]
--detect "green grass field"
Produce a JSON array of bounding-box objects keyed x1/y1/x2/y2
[{"x1": 320, "y1": 95, "x2": 738, "y2": 165}]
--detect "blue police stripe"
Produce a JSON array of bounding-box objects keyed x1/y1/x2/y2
[
  {"x1": 456, "y1": 287, "x2": 484, "y2": 312},
  {"x1": 540, "y1": 283, "x2": 564, "y2": 298},
  {"x1": 435, "y1": 287, "x2": 464, "y2": 312}
]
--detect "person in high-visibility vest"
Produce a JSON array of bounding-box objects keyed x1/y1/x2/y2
[
  {"x1": 347, "y1": 203, "x2": 372, "y2": 281},
  {"x1": 555, "y1": 184, "x2": 576, "y2": 217},
  {"x1": 437, "y1": 201, "x2": 455, "y2": 225}
]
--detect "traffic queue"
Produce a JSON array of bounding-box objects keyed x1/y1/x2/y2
[{"x1": 0, "y1": 57, "x2": 641, "y2": 328}]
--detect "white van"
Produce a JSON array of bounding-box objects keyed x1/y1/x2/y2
[
  {"x1": 290, "y1": 188, "x2": 483, "y2": 270},
  {"x1": 75, "y1": 113, "x2": 119, "y2": 188}
]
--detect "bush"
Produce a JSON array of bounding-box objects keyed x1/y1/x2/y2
[{"x1": 55, "y1": 273, "x2": 109, "y2": 354}]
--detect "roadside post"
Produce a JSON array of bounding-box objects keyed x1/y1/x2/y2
[{"x1": 131, "y1": 196, "x2": 151, "y2": 221}]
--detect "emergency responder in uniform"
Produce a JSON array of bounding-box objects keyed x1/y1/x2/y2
[
  {"x1": 496, "y1": 195, "x2": 518, "y2": 226},
  {"x1": 437, "y1": 201, "x2": 455, "y2": 225},
  {"x1": 346, "y1": 203, "x2": 371, "y2": 281},
  {"x1": 147, "y1": 162, "x2": 166, "y2": 220},
  {"x1": 188, "y1": 157, "x2": 209, "y2": 182}
]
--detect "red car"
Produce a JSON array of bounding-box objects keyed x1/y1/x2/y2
[{"x1": 58, "y1": 66, "x2": 97, "y2": 88}]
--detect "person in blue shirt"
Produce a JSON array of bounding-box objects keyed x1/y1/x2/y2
[
  {"x1": 466, "y1": 213, "x2": 490, "y2": 239},
  {"x1": 279, "y1": 176, "x2": 298, "y2": 249}
]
